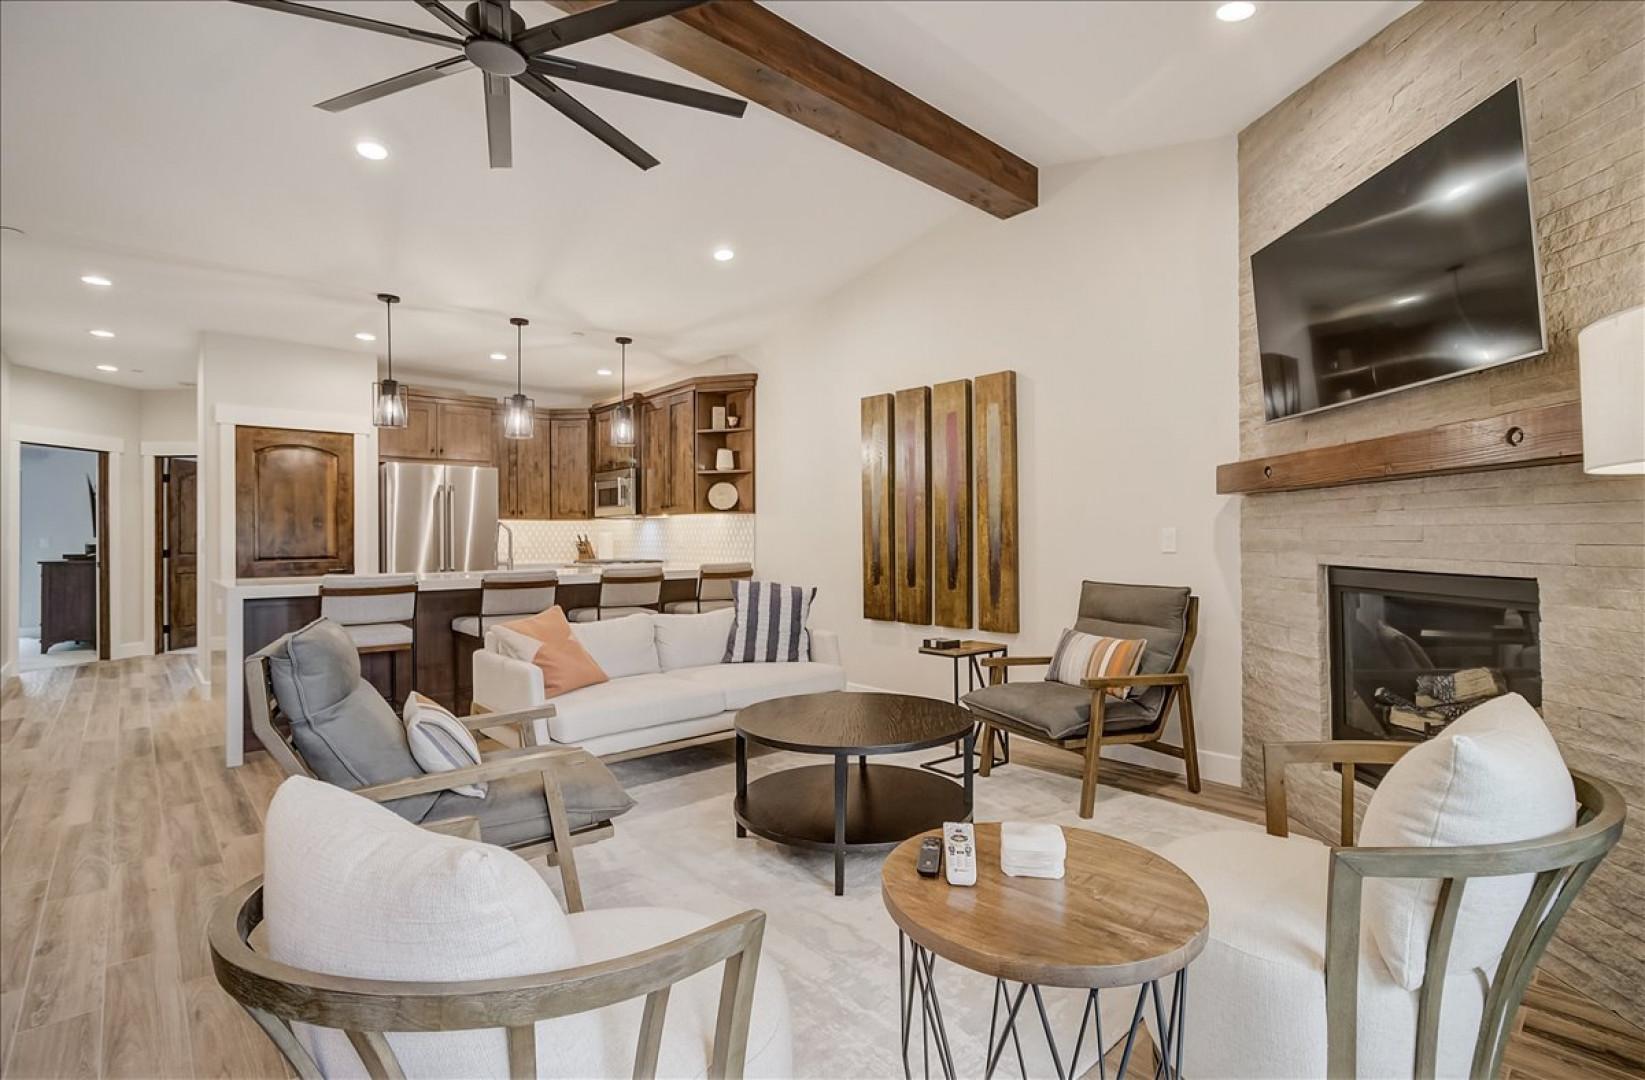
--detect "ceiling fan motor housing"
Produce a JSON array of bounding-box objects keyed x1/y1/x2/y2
[{"x1": 463, "y1": 1, "x2": 529, "y2": 75}]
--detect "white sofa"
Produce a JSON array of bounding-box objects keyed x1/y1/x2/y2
[{"x1": 472, "y1": 607, "x2": 846, "y2": 757}]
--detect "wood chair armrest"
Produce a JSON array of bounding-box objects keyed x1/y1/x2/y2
[
  {"x1": 1263, "y1": 740, "x2": 1417, "y2": 844},
  {"x1": 1080, "y1": 673, "x2": 1189, "y2": 691},
  {"x1": 354, "y1": 745, "x2": 586, "y2": 804},
  {"x1": 981, "y1": 655, "x2": 1052, "y2": 668},
  {"x1": 462, "y1": 703, "x2": 557, "y2": 747},
  {"x1": 420, "y1": 815, "x2": 483, "y2": 841}
]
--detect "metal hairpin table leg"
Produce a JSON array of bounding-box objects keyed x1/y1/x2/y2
[
  {"x1": 979, "y1": 971, "x2": 1189, "y2": 1080},
  {"x1": 900, "y1": 934, "x2": 957, "y2": 1080}
]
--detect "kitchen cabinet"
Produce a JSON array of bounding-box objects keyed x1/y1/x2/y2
[
  {"x1": 640, "y1": 389, "x2": 695, "y2": 514},
  {"x1": 499, "y1": 412, "x2": 551, "y2": 520},
  {"x1": 378, "y1": 390, "x2": 498, "y2": 466},
  {"x1": 234, "y1": 425, "x2": 354, "y2": 578},
  {"x1": 592, "y1": 403, "x2": 637, "y2": 472},
  {"x1": 549, "y1": 414, "x2": 593, "y2": 519}
]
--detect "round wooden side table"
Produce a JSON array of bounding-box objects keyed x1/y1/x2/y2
[{"x1": 881, "y1": 823, "x2": 1209, "y2": 1079}]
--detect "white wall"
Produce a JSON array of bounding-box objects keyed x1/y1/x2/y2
[
  {"x1": 748, "y1": 138, "x2": 1245, "y2": 780},
  {"x1": 197, "y1": 332, "x2": 379, "y2": 663},
  {"x1": 17, "y1": 444, "x2": 100, "y2": 635},
  {"x1": 0, "y1": 353, "x2": 13, "y2": 676}
]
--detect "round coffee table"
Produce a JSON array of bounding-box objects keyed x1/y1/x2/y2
[
  {"x1": 735, "y1": 691, "x2": 975, "y2": 896},
  {"x1": 882, "y1": 824, "x2": 1209, "y2": 1079}
]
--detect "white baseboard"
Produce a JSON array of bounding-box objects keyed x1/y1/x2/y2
[
  {"x1": 113, "y1": 641, "x2": 148, "y2": 660},
  {"x1": 1100, "y1": 743, "x2": 1242, "y2": 787},
  {"x1": 846, "y1": 681, "x2": 899, "y2": 694},
  {"x1": 0, "y1": 659, "x2": 14, "y2": 681}
]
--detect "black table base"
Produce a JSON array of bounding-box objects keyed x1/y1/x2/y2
[{"x1": 899, "y1": 933, "x2": 1187, "y2": 1080}]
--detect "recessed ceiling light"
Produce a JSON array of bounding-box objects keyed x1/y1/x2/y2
[
  {"x1": 95, "y1": 364, "x2": 118, "y2": 373},
  {"x1": 712, "y1": 247, "x2": 735, "y2": 262},
  {"x1": 89, "y1": 328, "x2": 115, "y2": 338},
  {"x1": 596, "y1": 367, "x2": 613, "y2": 376},
  {"x1": 355, "y1": 331, "x2": 376, "y2": 342},
  {"x1": 1216, "y1": 1, "x2": 1256, "y2": 21},
  {"x1": 355, "y1": 140, "x2": 389, "y2": 161},
  {"x1": 80, "y1": 274, "x2": 112, "y2": 287},
  {"x1": 490, "y1": 352, "x2": 508, "y2": 361}
]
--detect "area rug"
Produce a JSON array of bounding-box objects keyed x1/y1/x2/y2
[{"x1": 567, "y1": 744, "x2": 1257, "y2": 1079}]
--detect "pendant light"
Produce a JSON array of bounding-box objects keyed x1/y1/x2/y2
[
  {"x1": 370, "y1": 293, "x2": 408, "y2": 428},
  {"x1": 502, "y1": 316, "x2": 535, "y2": 439},
  {"x1": 611, "y1": 335, "x2": 635, "y2": 447}
]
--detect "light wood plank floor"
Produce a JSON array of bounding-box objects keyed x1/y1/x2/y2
[{"x1": 1, "y1": 655, "x2": 1640, "y2": 1079}]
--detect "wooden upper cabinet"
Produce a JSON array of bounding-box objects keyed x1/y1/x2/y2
[
  {"x1": 378, "y1": 396, "x2": 438, "y2": 460},
  {"x1": 593, "y1": 404, "x2": 637, "y2": 472},
  {"x1": 436, "y1": 401, "x2": 497, "y2": 463},
  {"x1": 235, "y1": 425, "x2": 354, "y2": 578},
  {"x1": 667, "y1": 391, "x2": 695, "y2": 512},
  {"x1": 549, "y1": 414, "x2": 592, "y2": 519},
  {"x1": 640, "y1": 398, "x2": 669, "y2": 516}
]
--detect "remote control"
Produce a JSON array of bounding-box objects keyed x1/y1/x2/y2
[
  {"x1": 943, "y1": 822, "x2": 977, "y2": 887},
  {"x1": 916, "y1": 836, "x2": 943, "y2": 878}
]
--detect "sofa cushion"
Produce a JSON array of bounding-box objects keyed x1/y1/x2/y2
[
  {"x1": 669, "y1": 661, "x2": 847, "y2": 711},
  {"x1": 420, "y1": 755, "x2": 636, "y2": 848},
  {"x1": 262, "y1": 777, "x2": 605, "y2": 1078},
  {"x1": 1161, "y1": 829, "x2": 1486, "y2": 1079},
  {"x1": 259, "y1": 618, "x2": 434, "y2": 818},
  {"x1": 569, "y1": 612, "x2": 660, "y2": 678},
  {"x1": 1074, "y1": 581, "x2": 1190, "y2": 722},
  {"x1": 1046, "y1": 629, "x2": 1147, "y2": 697},
  {"x1": 1360, "y1": 693, "x2": 1575, "y2": 991},
  {"x1": 568, "y1": 906, "x2": 792, "y2": 1079},
  {"x1": 545, "y1": 673, "x2": 727, "y2": 745},
  {"x1": 655, "y1": 608, "x2": 737, "y2": 671},
  {"x1": 496, "y1": 608, "x2": 609, "y2": 699},
  {"x1": 725, "y1": 580, "x2": 815, "y2": 663},
  {"x1": 403, "y1": 691, "x2": 486, "y2": 798},
  {"x1": 962, "y1": 680, "x2": 1159, "y2": 740}
]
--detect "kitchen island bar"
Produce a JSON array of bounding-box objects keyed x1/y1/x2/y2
[{"x1": 218, "y1": 565, "x2": 704, "y2": 765}]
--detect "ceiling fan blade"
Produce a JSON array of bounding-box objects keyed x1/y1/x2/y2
[
  {"x1": 515, "y1": 73, "x2": 658, "y2": 170},
  {"x1": 527, "y1": 57, "x2": 745, "y2": 117},
  {"x1": 229, "y1": 0, "x2": 464, "y2": 49},
  {"x1": 484, "y1": 73, "x2": 513, "y2": 168},
  {"x1": 514, "y1": 0, "x2": 706, "y2": 57},
  {"x1": 315, "y1": 56, "x2": 473, "y2": 112},
  {"x1": 413, "y1": 0, "x2": 477, "y2": 37}
]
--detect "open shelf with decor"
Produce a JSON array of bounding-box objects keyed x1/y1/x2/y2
[{"x1": 693, "y1": 376, "x2": 756, "y2": 513}]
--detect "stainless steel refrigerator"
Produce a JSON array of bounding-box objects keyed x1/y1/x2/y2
[{"x1": 380, "y1": 462, "x2": 499, "y2": 573}]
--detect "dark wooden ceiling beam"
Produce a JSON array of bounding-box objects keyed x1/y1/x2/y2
[{"x1": 542, "y1": 0, "x2": 1038, "y2": 218}]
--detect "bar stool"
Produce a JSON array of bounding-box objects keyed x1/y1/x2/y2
[
  {"x1": 318, "y1": 573, "x2": 417, "y2": 705},
  {"x1": 450, "y1": 570, "x2": 558, "y2": 714},
  {"x1": 566, "y1": 565, "x2": 663, "y2": 622},
  {"x1": 662, "y1": 562, "x2": 753, "y2": 613}
]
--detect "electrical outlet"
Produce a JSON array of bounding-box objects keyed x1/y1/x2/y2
[{"x1": 1160, "y1": 527, "x2": 1178, "y2": 554}]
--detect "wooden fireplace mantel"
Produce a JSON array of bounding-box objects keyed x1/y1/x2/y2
[{"x1": 1216, "y1": 402, "x2": 1583, "y2": 495}]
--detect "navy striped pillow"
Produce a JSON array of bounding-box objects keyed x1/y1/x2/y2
[{"x1": 724, "y1": 580, "x2": 817, "y2": 663}]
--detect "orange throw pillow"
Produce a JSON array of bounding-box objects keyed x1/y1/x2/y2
[{"x1": 495, "y1": 606, "x2": 608, "y2": 698}]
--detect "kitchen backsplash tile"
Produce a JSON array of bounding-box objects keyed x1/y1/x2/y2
[{"x1": 500, "y1": 515, "x2": 756, "y2": 566}]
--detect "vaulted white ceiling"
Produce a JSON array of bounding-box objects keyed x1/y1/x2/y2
[{"x1": 0, "y1": 0, "x2": 1413, "y2": 395}]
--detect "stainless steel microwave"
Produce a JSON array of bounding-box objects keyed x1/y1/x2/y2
[{"x1": 593, "y1": 467, "x2": 637, "y2": 517}]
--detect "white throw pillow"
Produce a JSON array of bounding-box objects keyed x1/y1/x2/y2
[
  {"x1": 654, "y1": 607, "x2": 737, "y2": 670},
  {"x1": 569, "y1": 613, "x2": 661, "y2": 678},
  {"x1": 489, "y1": 624, "x2": 542, "y2": 663},
  {"x1": 262, "y1": 777, "x2": 606, "y2": 1078},
  {"x1": 403, "y1": 691, "x2": 485, "y2": 798},
  {"x1": 1359, "y1": 693, "x2": 1576, "y2": 990}
]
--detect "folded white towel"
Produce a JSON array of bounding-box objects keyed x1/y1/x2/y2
[{"x1": 1000, "y1": 822, "x2": 1067, "y2": 879}]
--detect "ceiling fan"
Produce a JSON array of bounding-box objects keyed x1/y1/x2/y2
[{"x1": 233, "y1": 0, "x2": 747, "y2": 169}]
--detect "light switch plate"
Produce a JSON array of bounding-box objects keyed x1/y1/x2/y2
[{"x1": 1160, "y1": 527, "x2": 1178, "y2": 554}]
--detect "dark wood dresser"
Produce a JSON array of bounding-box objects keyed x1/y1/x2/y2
[{"x1": 39, "y1": 558, "x2": 97, "y2": 653}]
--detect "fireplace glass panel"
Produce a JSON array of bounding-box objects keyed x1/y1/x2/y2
[{"x1": 1329, "y1": 568, "x2": 1540, "y2": 774}]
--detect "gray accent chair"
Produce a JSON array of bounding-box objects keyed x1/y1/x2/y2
[
  {"x1": 247, "y1": 617, "x2": 634, "y2": 911},
  {"x1": 663, "y1": 562, "x2": 753, "y2": 613},
  {"x1": 567, "y1": 564, "x2": 665, "y2": 622},
  {"x1": 964, "y1": 581, "x2": 1201, "y2": 818}
]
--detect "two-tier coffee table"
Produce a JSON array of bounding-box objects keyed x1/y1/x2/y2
[
  {"x1": 882, "y1": 823, "x2": 1209, "y2": 1078},
  {"x1": 734, "y1": 691, "x2": 975, "y2": 896}
]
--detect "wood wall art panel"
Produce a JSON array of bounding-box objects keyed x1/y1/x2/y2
[
  {"x1": 931, "y1": 379, "x2": 973, "y2": 628},
  {"x1": 860, "y1": 394, "x2": 896, "y2": 620},
  {"x1": 893, "y1": 386, "x2": 932, "y2": 625},
  {"x1": 234, "y1": 425, "x2": 355, "y2": 579},
  {"x1": 974, "y1": 371, "x2": 1019, "y2": 633}
]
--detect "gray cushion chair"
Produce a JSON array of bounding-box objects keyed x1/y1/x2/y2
[
  {"x1": 247, "y1": 617, "x2": 634, "y2": 911},
  {"x1": 964, "y1": 581, "x2": 1201, "y2": 818}
]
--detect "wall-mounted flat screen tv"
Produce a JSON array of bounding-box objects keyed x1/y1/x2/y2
[{"x1": 1251, "y1": 81, "x2": 1545, "y2": 422}]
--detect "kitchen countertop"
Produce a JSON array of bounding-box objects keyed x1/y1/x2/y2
[{"x1": 217, "y1": 562, "x2": 703, "y2": 599}]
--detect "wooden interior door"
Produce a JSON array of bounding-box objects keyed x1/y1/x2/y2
[
  {"x1": 234, "y1": 426, "x2": 355, "y2": 578},
  {"x1": 162, "y1": 457, "x2": 198, "y2": 649},
  {"x1": 436, "y1": 402, "x2": 497, "y2": 463}
]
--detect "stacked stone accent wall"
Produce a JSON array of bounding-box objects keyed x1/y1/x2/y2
[{"x1": 1236, "y1": 1, "x2": 1644, "y2": 1023}]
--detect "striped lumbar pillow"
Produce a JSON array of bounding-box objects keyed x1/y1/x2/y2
[
  {"x1": 1047, "y1": 629, "x2": 1148, "y2": 698},
  {"x1": 403, "y1": 691, "x2": 486, "y2": 797},
  {"x1": 724, "y1": 580, "x2": 817, "y2": 663}
]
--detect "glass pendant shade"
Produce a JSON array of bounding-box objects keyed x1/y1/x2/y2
[
  {"x1": 503, "y1": 391, "x2": 535, "y2": 439},
  {"x1": 611, "y1": 402, "x2": 635, "y2": 447},
  {"x1": 372, "y1": 377, "x2": 409, "y2": 428}
]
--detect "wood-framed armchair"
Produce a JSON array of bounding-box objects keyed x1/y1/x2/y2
[
  {"x1": 246, "y1": 619, "x2": 632, "y2": 913},
  {"x1": 1155, "y1": 709, "x2": 1625, "y2": 1078},
  {"x1": 964, "y1": 582, "x2": 1200, "y2": 817}
]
